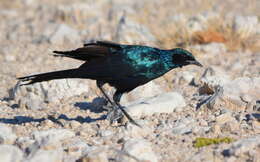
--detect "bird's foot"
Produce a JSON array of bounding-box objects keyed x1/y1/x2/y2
[
  {"x1": 106, "y1": 107, "x2": 124, "y2": 124},
  {"x1": 103, "y1": 104, "x2": 114, "y2": 111}
]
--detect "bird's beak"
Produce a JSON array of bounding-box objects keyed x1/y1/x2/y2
[{"x1": 187, "y1": 60, "x2": 203, "y2": 67}]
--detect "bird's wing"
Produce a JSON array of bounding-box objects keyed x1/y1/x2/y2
[
  {"x1": 83, "y1": 41, "x2": 122, "y2": 49},
  {"x1": 53, "y1": 41, "x2": 122, "y2": 61},
  {"x1": 77, "y1": 55, "x2": 134, "y2": 79}
]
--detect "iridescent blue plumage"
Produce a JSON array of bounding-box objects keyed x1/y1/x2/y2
[{"x1": 18, "y1": 41, "x2": 202, "y2": 126}]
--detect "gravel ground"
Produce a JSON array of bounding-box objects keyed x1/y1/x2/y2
[{"x1": 0, "y1": 0, "x2": 259, "y2": 162}]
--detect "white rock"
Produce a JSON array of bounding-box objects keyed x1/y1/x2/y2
[
  {"x1": 27, "y1": 149, "x2": 63, "y2": 162},
  {"x1": 15, "y1": 79, "x2": 90, "y2": 109},
  {"x1": 50, "y1": 24, "x2": 81, "y2": 44},
  {"x1": 16, "y1": 137, "x2": 35, "y2": 151},
  {"x1": 118, "y1": 139, "x2": 158, "y2": 162},
  {"x1": 0, "y1": 145, "x2": 23, "y2": 162},
  {"x1": 226, "y1": 135, "x2": 260, "y2": 156},
  {"x1": 23, "y1": 93, "x2": 43, "y2": 110},
  {"x1": 223, "y1": 77, "x2": 260, "y2": 105},
  {"x1": 180, "y1": 71, "x2": 196, "y2": 83},
  {"x1": 0, "y1": 124, "x2": 17, "y2": 144},
  {"x1": 172, "y1": 117, "x2": 195, "y2": 135},
  {"x1": 99, "y1": 130, "x2": 113, "y2": 137},
  {"x1": 122, "y1": 81, "x2": 164, "y2": 104},
  {"x1": 64, "y1": 138, "x2": 92, "y2": 157},
  {"x1": 80, "y1": 148, "x2": 108, "y2": 162},
  {"x1": 125, "y1": 92, "x2": 186, "y2": 118},
  {"x1": 124, "y1": 122, "x2": 151, "y2": 138},
  {"x1": 187, "y1": 17, "x2": 204, "y2": 33},
  {"x1": 215, "y1": 112, "x2": 235, "y2": 125},
  {"x1": 32, "y1": 129, "x2": 75, "y2": 146},
  {"x1": 200, "y1": 73, "x2": 231, "y2": 91},
  {"x1": 200, "y1": 75, "x2": 260, "y2": 109},
  {"x1": 233, "y1": 16, "x2": 258, "y2": 38},
  {"x1": 117, "y1": 17, "x2": 156, "y2": 44}
]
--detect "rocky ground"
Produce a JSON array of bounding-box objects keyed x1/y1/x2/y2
[{"x1": 0, "y1": 0, "x2": 259, "y2": 162}]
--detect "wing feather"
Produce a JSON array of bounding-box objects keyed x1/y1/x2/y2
[{"x1": 53, "y1": 41, "x2": 122, "y2": 61}]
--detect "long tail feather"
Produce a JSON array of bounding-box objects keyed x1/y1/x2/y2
[{"x1": 17, "y1": 69, "x2": 79, "y2": 86}]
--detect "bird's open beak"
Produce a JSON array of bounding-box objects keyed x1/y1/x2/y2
[{"x1": 187, "y1": 60, "x2": 203, "y2": 67}]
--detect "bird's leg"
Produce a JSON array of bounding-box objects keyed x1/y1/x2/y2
[
  {"x1": 96, "y1": 81, "x2": 114, "y2": 107},
  {"x1": 96, "y1": 81, "x2": 123, "y2": 123},
  {"x1": 113, "y1": 91, "x2": 141, "y2": 127}
]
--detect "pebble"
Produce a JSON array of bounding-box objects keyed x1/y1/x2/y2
[
  {"x1": 32, "y1": 129, "x2": 75, "y2": 146},
  {"x1": 15, "y1": 79, "x2": 91, "y2": 109},
  {"x1": 121, "y1": 81, "x2": 163, "y2": 104},
  {"x1": 0, "y1": 124, "x2": 17, "y2": 144},
  {"x1": 78, "y1": 148, "x2": 108, "y2": 162},
  {"x1": 233, "y1": 15, "x2": 258, "y2": 38},
  {"x1": 27, "y1": 149, "x2": 63, "y2": 162},
  {"x1": 118, "y1": 138, "x2": 158, "y2": 162},
  {"x1": 215, "y1": 112, "x2": 235, "y2": 125},
  {"x1": 0, "y1": 145, "x2": 23, "y2": 162},
  {"x1": 224, "y1": 135, "x2": 260, "y2": 156},
  {"x1": 222, "y1": 77, "x2": 260, "y2": 107},
  {"x1": 124, "y1": 122, "x2": 151, "y2": 138},
  {"x1": 49, "y1": 24, "x2": 81, "y2": 44},
  {"x1": 125, "y1": 92, "x2": 186, "y2": 118}
]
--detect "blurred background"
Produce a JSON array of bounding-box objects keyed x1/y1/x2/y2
[
  {"x1": 1, "y1": 0, "x2": 259, "y2": 98},
  {"x1": 0, "y1": 0, "x2": 259, "y2": 97},
  {"x1": 0, "y1": 1, "x2": 259, "y2": 161}
]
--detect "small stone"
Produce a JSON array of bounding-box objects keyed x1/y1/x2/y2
[
  {"x1": 252, "y1": 121, "x2": 260, "y2": 132},
  {"x1": 0, "y1": 145, "x2": 23, "y2": 162},
  {"x1": 221, "y1": 121, "x2": 240, "y2": 133},
  {"x1": 172, "y1": 117, "x2": 195, "y2": 135},
  {"x1": 224, "y1": 135, "x2": 260, "y2": 156},
  {"x1": 124, "y1": 122, "x2": 151, "y2": 138},
  {"x1": 253, "y1": 100, "x2": 260, "y2": 112},
  {"x1": 78, "y1": 148, "x2": 108, "y2": 162},
  {"x1": 211, "y1": 124, "x2": 221, "y2": 134},
  {"x1": 0, "y1": 124, "x2": 17, "y2": 144},
  {"x1": 222, "y1": 77, "x2": 260, "y2": 108},
  {"x1": 116, "y1": 17, "x2": 156, "y2": 44},
  {"x1": 4, "y1": 54, "x2": 16, "y2": 62},
  {"x1": 69, "y1": 120, "x2": 81, "y2": 129},
  {"x1": 64, "y1": 138, "x2": 92, "y2": 157},
  {"x1": 41, "y1": 119, "x2": 55, "y2": 127},
  {"x1": 15, "y1": 136, "x2": 35, "y2": 151},
  {"x1": 125, "y1": 92, "x2": 186, "y2": 118},
  {"x1": 118, "y1": 139, "x2": 158, "y2": 162},
  {"x1": 233, "y1": 16, "x2": 258, "y2": 38},
  {"x1": 179, "y1": 71, "x2": 195, "y2": 84},
  {"x1": 99, "y1": 130, "x2": 113, "y2": 137},
  {"x1": 216, "y1": 112, "x2": 235, "y2": 125},
  {"x1": 15, "y1": 79, "x2": 90, "y2": 108},
  {"x1": 27, "y1": 149, "x2": 63, "y2": 162},
  {"x1": 32, "y1": 129, "x2": 75, "y2": 146},
  {"x1": 23, "y1": 93, "x2": 44, "y2": 110},
  {"x1": 50, "y1": 24, "x2": 81, "y2": 44},
  {"x1": 121, "y1": 81, "x2": 163, "y2": 104}
]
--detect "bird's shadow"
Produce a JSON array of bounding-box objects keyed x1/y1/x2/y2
[
  {"x1": 0, "y1": 97, "x2": 109, "y2": 125},
  {"x1": 74, "y1": 97, "x2": 108, "y2": 113}
]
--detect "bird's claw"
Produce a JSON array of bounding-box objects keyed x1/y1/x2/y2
[{"x1": 106, "y1": 107, "x2": 124, "y2": 124}]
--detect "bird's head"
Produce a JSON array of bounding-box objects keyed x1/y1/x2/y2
[{"x1": 171, "y1": 48, "x2": 203, "y2": 68}]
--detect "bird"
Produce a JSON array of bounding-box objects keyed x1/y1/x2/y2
[{"x1": 18, "y1": 41, "x2": 202, "y2": 127}]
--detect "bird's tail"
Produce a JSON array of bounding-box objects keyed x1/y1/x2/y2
[
  {"x1": 17, "y1": 69, "x2": 80, "y2": 86},
  {"x1": 53, "y1": 50, "x2": 78, "y2": 59}
]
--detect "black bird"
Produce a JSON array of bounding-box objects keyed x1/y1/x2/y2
[{"x1": 18, "y1": 41, "x2": 202, "y2": 126}]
